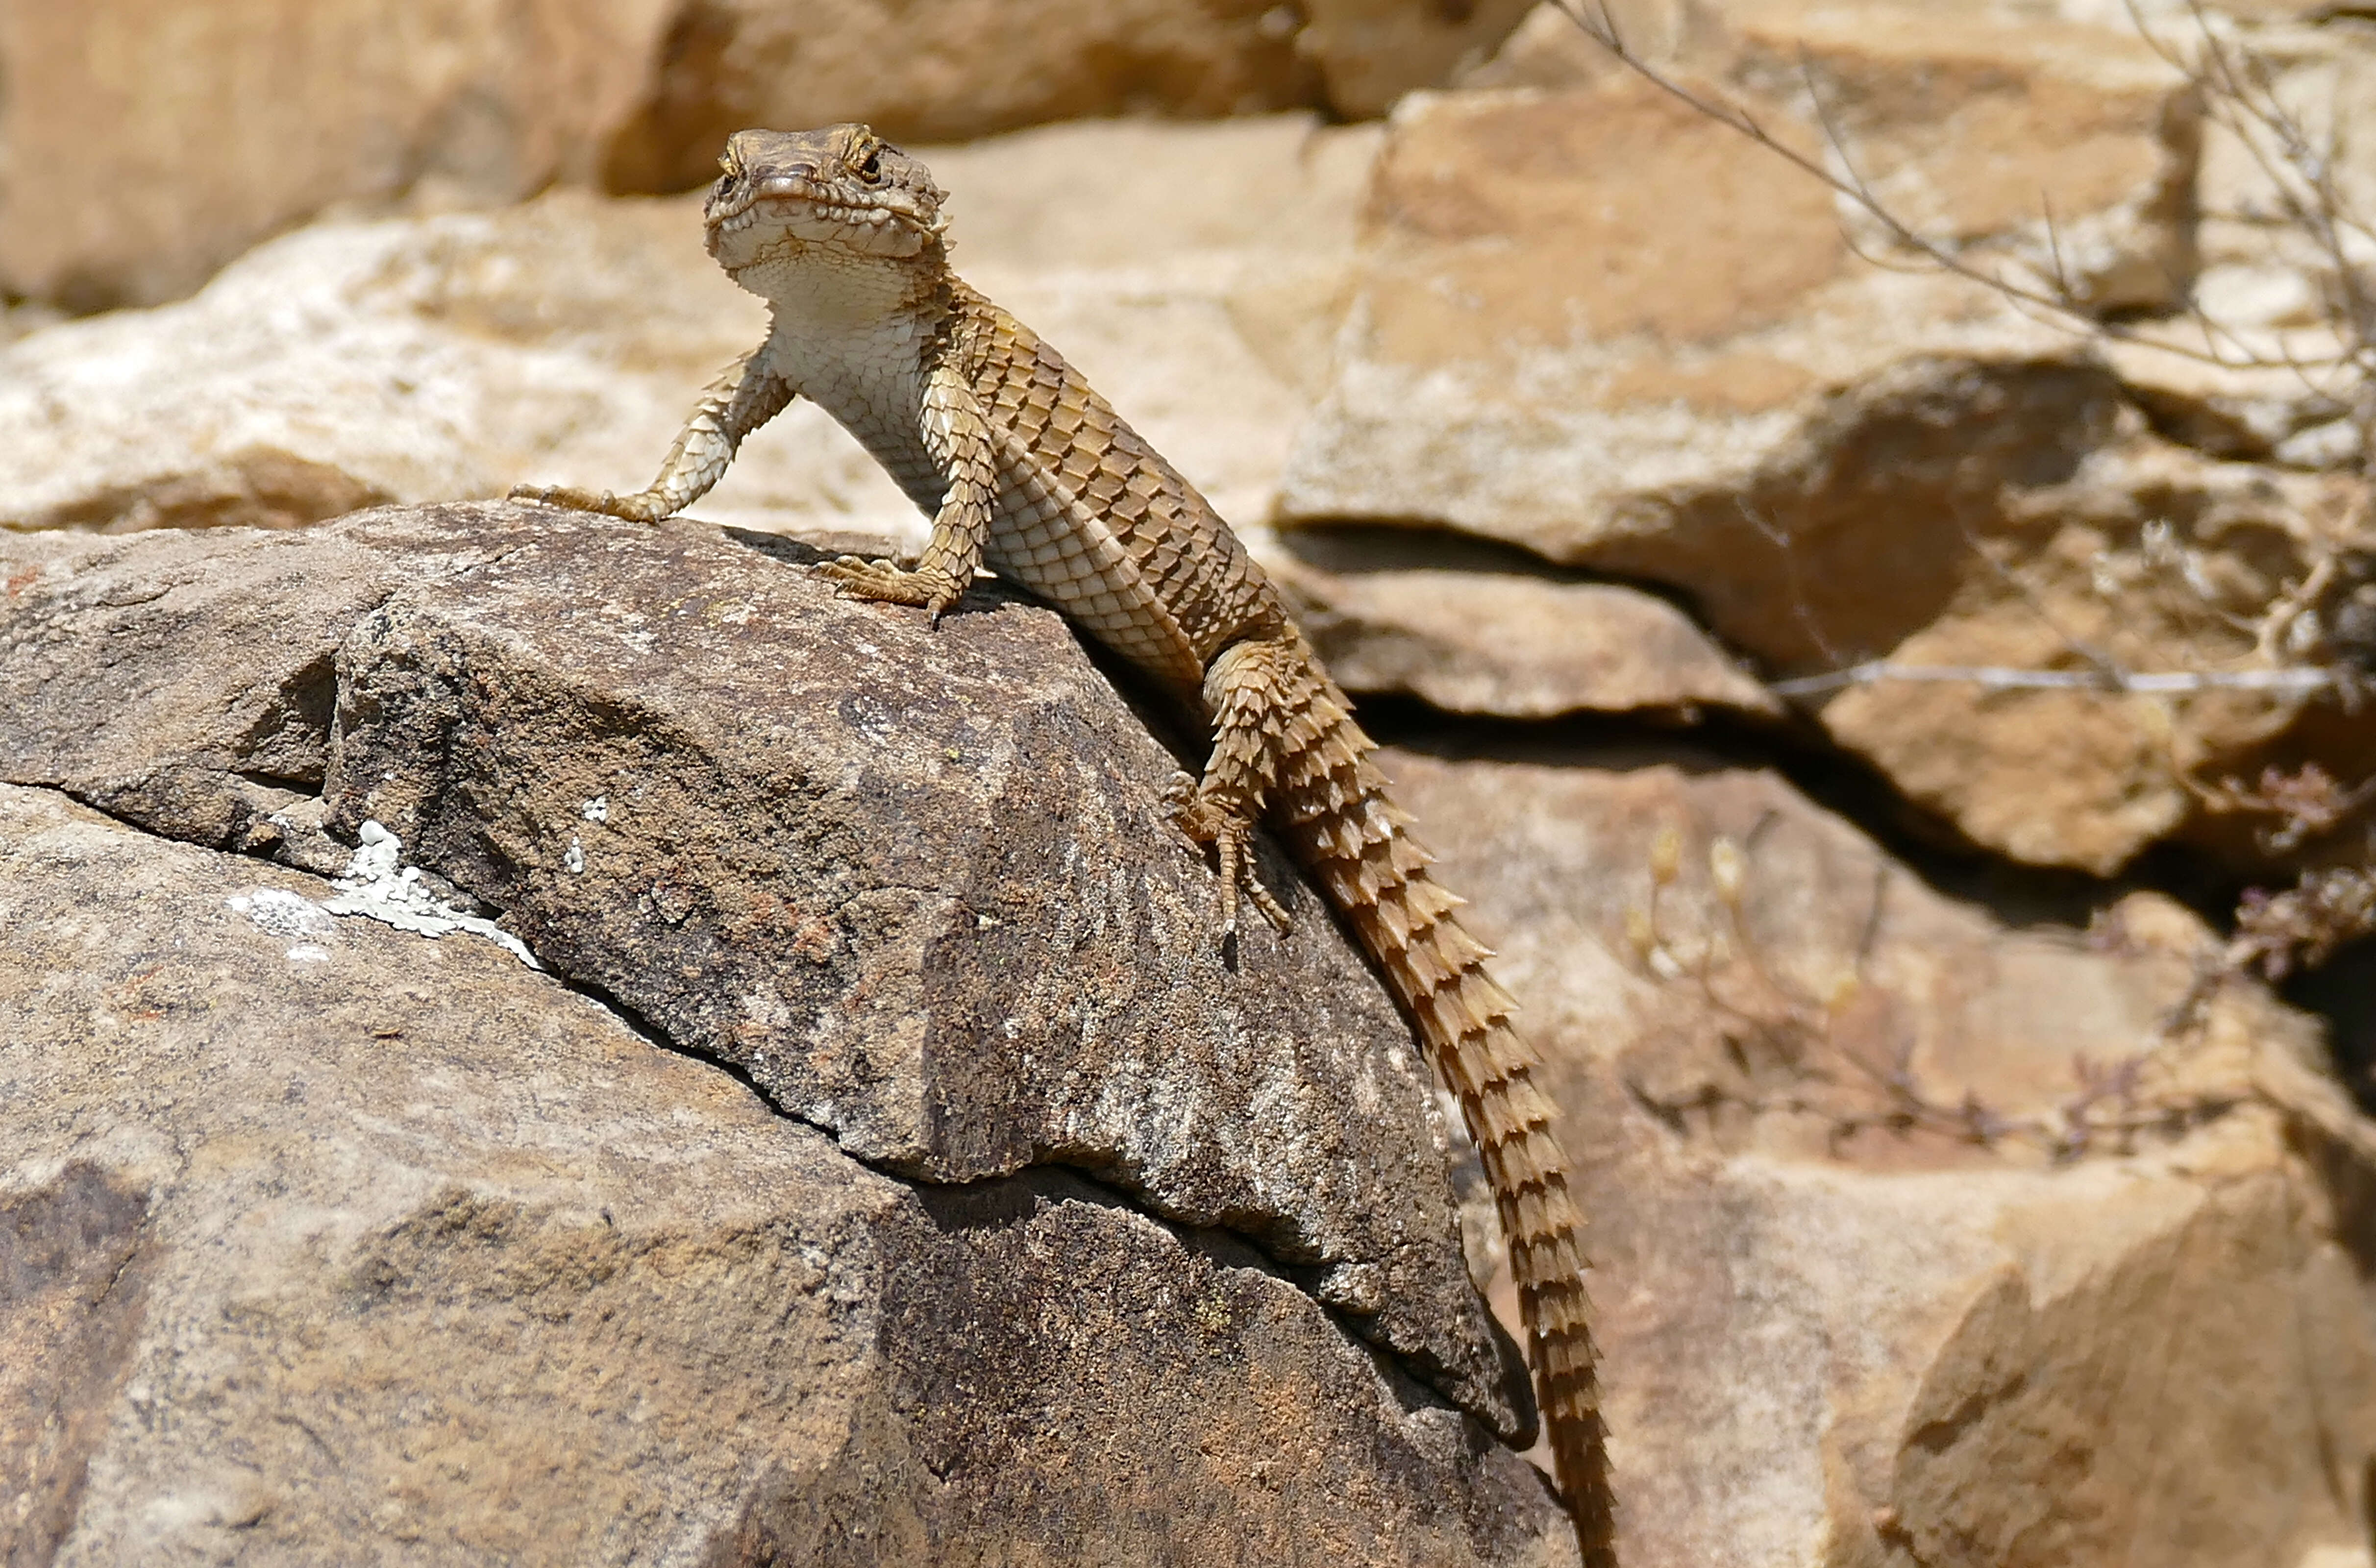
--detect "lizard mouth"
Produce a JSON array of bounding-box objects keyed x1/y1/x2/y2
[{"x1": 705, "y1": 175, "x2": 938, "y2": 260}]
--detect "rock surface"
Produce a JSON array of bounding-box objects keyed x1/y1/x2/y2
[
  {"x1": 0, "y1": 0, "x2": 1518, "y2": 312},
  {"x1": 1266, "y1": 532, "x2": 1781, "y2": 723},
  {"x1": 1375, "y1": 733, "x2": 2376, "y2": 1568},
  {"x1": 0, "y1": 116, "x2": 1376, "y2": 553},
  {"x1": 1278, "y1": 2, "x2": 2376, "y2": 874},
  {"x1": 1278, "y1": 16, "x2": 2198, "y2": 550},
  {"x1": 0, "y1": 500, "x2": 1529, "y2": 1437},
  {"x1": 0, "y1": 783, "x2": 1573, "y2": 1567},
  {"x1": 12, "y1": 6, "x2": 2376, "y2": 1558}
]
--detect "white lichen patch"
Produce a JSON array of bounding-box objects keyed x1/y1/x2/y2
[
  {"x1": 580, "y1": 795, "x2": 608, "y2": 823},
  {"x1": 321, "y1": 820, "x2": 542, "y2": 968}
]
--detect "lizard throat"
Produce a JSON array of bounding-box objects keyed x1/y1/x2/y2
[{"x1": 723, "y1": 235, "x2": 943, "y2": 328}]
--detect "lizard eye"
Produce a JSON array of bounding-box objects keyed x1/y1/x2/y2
[{"x1": 857, "y1": 147, "x2": 885, "y2": 184}]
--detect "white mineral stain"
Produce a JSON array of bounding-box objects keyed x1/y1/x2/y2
[
  {"x1": 319, "y1": 820, "x2": 542, "y2": 968},
  {"x1": 226, "y1": 888, "x2": 334, "y2": 941},
  {"x1": 224, "y1": 887, "x2": 338, "y2": 962}
]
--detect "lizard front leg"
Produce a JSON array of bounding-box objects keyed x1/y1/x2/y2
[
  {"x1": 512, "y1": 350, "x2": 793, "y2": 522},
  {"x1": 1167, "y1": 633, "x2": 1302, "y2": 939},
  {"x1": 818, "y1": 365, "x2": 996, "y2": 624}
]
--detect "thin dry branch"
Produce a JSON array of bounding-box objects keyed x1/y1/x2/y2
[
  {"x1": 1619, "y1": 823, "x2": 2250, "y2": 1161},
  {"x1": 1770, "y1": 660, "x2": 2350, "y2": 697},
  {"x1": 1556, "y1": 0, "x2": 2361, "y2": 376}
]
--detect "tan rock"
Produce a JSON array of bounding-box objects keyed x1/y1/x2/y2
[
  {"x1": 0, "y1": 116, "x2": 1378, "y2": 549},
  {"x1": 0, "y1": 0, "x2": 1499, "y2": 312},
  {"x1": 1277, "y1": 8, "x2": 2376, "y2": 873},
  {"x1": 1298, "y1": 0, "x2": 1543, "y2": 119},
  {"x1": 1266, "y1": 533, "x2": 1781, "y2": 721},
  {"x1": 596, "y1": 0, "x2": 1324, "y2": 193},
  {"x1": 1377, "y1": 738, "x2": 2376, "y2": 1568},
  {"x1": 1467, "y1": 0, "x2": 2197, "y2": 318},
  {"x1": 1798, "y1": 432, "x2": 2376, "y2": 876},
  {"x1": 0, "y1": 783, "x2": 1574, "y2": 1566},
  {"x1": 1280, "y1": 9, "x2": 2199, "y2": 557},
  {"x1": 0, "y1": 0, "x2": 672, "y2": 311}
]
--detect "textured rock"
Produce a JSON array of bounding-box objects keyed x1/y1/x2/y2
[
  {"x1": 595, "y1": 0, "x2": 1323, "y2": 193},
  {"x1": 1264, "y1": 532, "x2": 1780, "y2": 722},
  {"x1": 1276, "y1": 8, "x2": 2376, "y2": 874},
  {"x1": 0, "y1": 0, "x2": 671, "y2": 312},
  {"x1": 1807, "y1": 437, "x2": 2376, "y2": 874},
  {"x1": 1297, "y1": 0, "x2": 1542, "y2": 119},
  {"x1": 0, "y1": 0, "x2": 1492, "y2": 312},
  {"x1": 0, "y1": 783, "x2": 1574, "y2": 1567},
  {"x1": 0, "y1": 115, "x2": 1376, "y2": 550},
  {"x1": 1279, "y1": 15, "x2": 2199, "y2": 557},
  {"x1": 1374, "y1": 734, "x2": 2376, "y2": 1568},
  {"x1": 0, "y1": 500, "x2": 1529, "y2": 1438}
]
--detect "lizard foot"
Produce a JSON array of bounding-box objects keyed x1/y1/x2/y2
[
  {"x1": 817, "y1": 556, "x2": 967, "y2": 624},
  {"x1": 1164, "y1": 771, "x2": 1293, "y2": 939},
  {"x1": 509, "y1": 483, "x2": 670, "y2": 523}
]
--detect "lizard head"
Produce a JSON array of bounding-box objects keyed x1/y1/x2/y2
[{"x1": 705, "y1": 125, "x2": 948, "y2": 274}]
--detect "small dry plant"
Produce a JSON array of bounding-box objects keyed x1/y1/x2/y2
[{"x1": 1565, "y1": 0, "x2": 2376, "y2": 985}]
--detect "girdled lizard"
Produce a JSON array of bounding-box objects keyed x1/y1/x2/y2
[{"x1": 513, "y1": 123, "x2": 1613, "y2": 1567}]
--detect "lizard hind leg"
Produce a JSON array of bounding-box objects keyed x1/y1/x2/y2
[
  {"x1": 1164, "y1": 631, "x2": 1329, "y2": 943},
  {"x1": 1164, "y1": 772, "x2": 1293, "y2": 938}
]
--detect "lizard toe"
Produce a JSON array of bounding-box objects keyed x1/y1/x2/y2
[
  {"x1": 510, "y1": 484, "x2": 668, "y2": 523},
  {"x1": 1163, "y1": 772, "x2": 1210, "y2": 838}
]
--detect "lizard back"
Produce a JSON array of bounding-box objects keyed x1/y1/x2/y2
[{"x1": 945, "y1": 281, "x2": 1289, "y2": 693}]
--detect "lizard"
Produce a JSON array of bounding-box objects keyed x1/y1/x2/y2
[{"x1": 512, "y1": 123, "x2": 1615, "y2": 1567}]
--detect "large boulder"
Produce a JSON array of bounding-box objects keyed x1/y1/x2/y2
[
  {"x1": 0, "y1": 500, "x2": 1537, "y2": 1437},
  {"x1": 11, "y1": 499, "x2": 2376, "y2": 1565},
  {"x1": 0, "y1": 783, "x2": 1569, "y2": 1566}
]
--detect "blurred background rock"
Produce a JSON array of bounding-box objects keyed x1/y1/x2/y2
[{"x1": 0, "y1": 0, "x2": 1533, "y2": 313}]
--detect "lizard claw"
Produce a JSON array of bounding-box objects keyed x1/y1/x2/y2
[
  {"x1": 818, "y1": 556, "x2": 966, "y2": 621},
  {"x1": 1166, "y1": 771, "x2": 1292, "y2": 941}
]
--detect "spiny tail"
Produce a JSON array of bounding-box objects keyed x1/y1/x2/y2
[{"x1": 1268, "y1": 677, "x2": 1615, "y2": 1568}]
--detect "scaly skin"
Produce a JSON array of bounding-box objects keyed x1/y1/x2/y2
[{"x1": 513, "y1": 123, "x2": 1615, "y2": 1566}]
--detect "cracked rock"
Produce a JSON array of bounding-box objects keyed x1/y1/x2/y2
[
  {"x1": 0, "y1": 499, "x2": 1534, "y2": 1448},
  {"x1": 0, "y1": 783, "x2": 1570, "y2": 1567}
]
